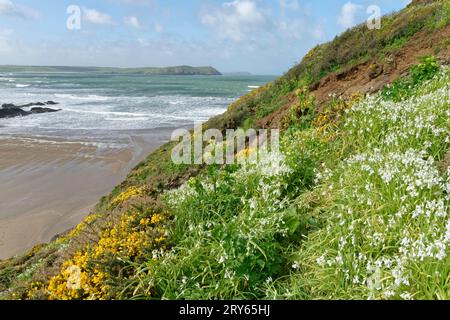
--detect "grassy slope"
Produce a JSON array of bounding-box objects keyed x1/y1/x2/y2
[
  {"x1": 0, "y1": 0, "x2": 449, "y2": 300},
  {"x1": 140, "y1": 64, "x2": 449, "y2": 300}
]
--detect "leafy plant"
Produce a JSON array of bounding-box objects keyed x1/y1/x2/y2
[
  {"x1": 410, "y1": 55, "x2": 440, "y2": 84},
  {"x1": 381, "y1": 55, "x2": 440, "y2": 102},
  {"x1": 284, "y1": 87, "x2": 316, "y2": 129}
]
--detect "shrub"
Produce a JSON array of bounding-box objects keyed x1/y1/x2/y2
[
  {"x1": 381, "y1": 55, "x2": 440, "y2": 102},
  {"x1": 47, "y1": 207, "x2": 169, "y2": 300},
  {"x1": 410, "y1": 55, "x2": 440, "y2": 84},
  {"x1": 283, "y1": 87, "x2": 316, "y2": 130}
]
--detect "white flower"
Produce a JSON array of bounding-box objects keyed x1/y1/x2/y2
[
  {"x1": 400, "y1": 292, "x2": 413, "y2": 300},
  {"x1": 316, "y1": 255, "x2": 326, "y2": 267}
]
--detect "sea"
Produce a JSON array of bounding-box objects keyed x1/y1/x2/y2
[{"x1": 0, "y1": 72, "x2": 275, "y2": 147}]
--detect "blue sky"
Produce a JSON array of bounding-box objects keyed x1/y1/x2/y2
[{"x1": 0, "y1": 0, "x2": 411, "y2": 74}]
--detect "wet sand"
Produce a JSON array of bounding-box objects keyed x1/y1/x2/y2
[{"x1": 0, "y1": 128, "x2": 175, "y2": 259}]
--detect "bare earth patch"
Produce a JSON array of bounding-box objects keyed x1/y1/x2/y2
[{"x1": 257, "y1": 24, "x2": 450, "y2": 129}]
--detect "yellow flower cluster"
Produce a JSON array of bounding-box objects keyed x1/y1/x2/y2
[
  {"x1": 314, "y1": 92, "x2": 363, "y2": 136},
  {"x1": 25, "y1": 281, "x2": 45, "y2": 299},
  {"x1": 65, "y1": 214, "x2": 100, "y2": 241},
  {"x1": 47, "y1": 251, "x2": 109, "y2": 300},
  {"x1": 111, "y1": 186, "x2": 147, "y2": 206},
  {"x1": 55, "y1": 214, "x2": 100, "y2": 245},
  {"x1": 304, "y1": 46, "x2": 319, "y2": 61},
  {"x1": 47, "y1": 209, "x2": 168, "y2": 300}
]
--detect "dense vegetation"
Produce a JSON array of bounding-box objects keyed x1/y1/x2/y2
[
  {"x1": 42, "y1": 57, "x2": 450, "y2": 301},
  {"x1": 0, "y1": 0, "x2": 449, "y2": 300},
  {"x1": 205, "y1": 0, "x2": 450, "y2": 131}
]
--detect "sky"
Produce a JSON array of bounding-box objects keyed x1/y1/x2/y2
[{"x1": 0, "y1": 0, "x2": 412, "y2": 75}]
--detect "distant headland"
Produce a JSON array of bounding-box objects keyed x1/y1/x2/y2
[{"x1": 0, "y1": 65, "x2": 222, "y2": 76}]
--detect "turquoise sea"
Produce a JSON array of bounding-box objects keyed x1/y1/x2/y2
[{"x1": 0, "y1": 73, "x2": 275, "y2": 146}]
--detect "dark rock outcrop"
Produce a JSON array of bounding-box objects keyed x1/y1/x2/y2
[
  {"x1": 30, "y1": 107, "x2": 60, "y2": 114},
  {"x1": 0, "y1": 108, "x2": 30, "y2": 118},
  {"x1": 1, "y1": 103, "x2": 17, "y2": 109},
  {"x1": 0, "y1": 102, "x2": 61, "y2": 119},
  {"x1": 20, "y1": 102, "x2": 46, "y2": 108}
]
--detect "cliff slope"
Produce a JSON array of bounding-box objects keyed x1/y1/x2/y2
[{"x1": 0, "y1": 0, "x2": 449, "y2": 300}]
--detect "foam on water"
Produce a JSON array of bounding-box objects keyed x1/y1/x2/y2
[
  {"x1": 0, "y1": 73, "x2": 275, "y2": 144},
  {"x1": 54, "y1": 93, "x2": 110, "y2": 101}
]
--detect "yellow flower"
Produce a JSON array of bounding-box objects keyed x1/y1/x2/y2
[
  {"x1": 56, "y1": 214, "x2": 101, "y2": 244},
  {"x1": 112, "y1": 186, "x2": 146, "y2": 206},
  {"x1": 151, "y1": 213, "x2": 165, "y2": 225},
  {"x1": 155, "y1": 236, "x2": 166, "y2": 243},
  {"x1": 47, "y1": 209, "x2": 169, "y2": 300}
]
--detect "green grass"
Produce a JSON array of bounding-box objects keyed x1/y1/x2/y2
[
  {"x1": 210, "y1": 0, "x2": 449, "y2": 129},
  {"x1": 269, "y1": 65, "x2": 450, "y2": 300},
  {"x1": 2, "y1": 0, "x2": 449, "y2": 300},
  {"x1": 117, "y1": 61, "x2": 450, "y2": 300},
  {"x1": 383, "y1": 36, "x2": 409, "y2": 52},
  {"x1": 380, "y1": 55, "x2": 440, "y2": 102}
]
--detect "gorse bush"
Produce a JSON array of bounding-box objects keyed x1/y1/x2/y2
[
  {"x1": 313, "y1": 92, "x2": 364, "y2": 136},
  {"x1": 47, "y1": 204, "x2": 169, "y2": 300}
]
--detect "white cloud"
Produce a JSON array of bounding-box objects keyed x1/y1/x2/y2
[
  {"x1": 0, "y1": 28, "x2": 14, "y2": 53},
  {"x1": 279, "y1": 0, "x2": 299, "y2": 11},
  {"x1": 110, "y1": 0, "x2": 153, "y2": 4},
  {"x1": 201, "y1": 0, "x2": 268, "y2": 42},
  {"x1": 154, "y1": 23, "x2": 164, "y2": 33},
  {"x1": 83, "y1": 8, "x2": 114, "y2": 25},
  {"x1": 136, "y1": 38, "x2": 148, "y2": 47},
  {"x1": 0, "y1": 0, "x2": 39, "y2": 19},
  {"x1": 311, "y1": 24, "x2": 325, "y2": 40},
  {"x1": 337, "y1": 2, "x2": 363, "y2": 29},
  {"x1": 124, "y1": 16, "x2": 141, "y2": 28},
  {"x1": 277, "y1": 19, "x2": 324, "y2": 41},
  {"x1": 277, "y1": 19, "x2": 305, "y2": 39}
]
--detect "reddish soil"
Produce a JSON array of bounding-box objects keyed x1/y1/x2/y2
[{"x1": 258, "y1": 24, "x2": 450, "y2": 129}]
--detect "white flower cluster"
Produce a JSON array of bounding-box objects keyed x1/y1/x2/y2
[
  {"x1": 314, "y1": 67, "x2": 450, "y2": 300},
  {"x1": 162, "y1": 146, "x2": 294, "y2": 292},
  {"x1": 345, "y1": 67, "x2": 450, "y2": 152}
]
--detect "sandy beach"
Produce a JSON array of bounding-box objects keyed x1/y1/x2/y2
[
  {"x1": 0, "y1": 128, "x2": 175, "y2": 260},
  {"x1": 0, "y1": 70, "x2": 260, "y2": 261}
]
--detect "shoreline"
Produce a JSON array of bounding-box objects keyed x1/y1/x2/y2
[{"x1": 0, "y1": 127, "x2": 178, "y2": 260}]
